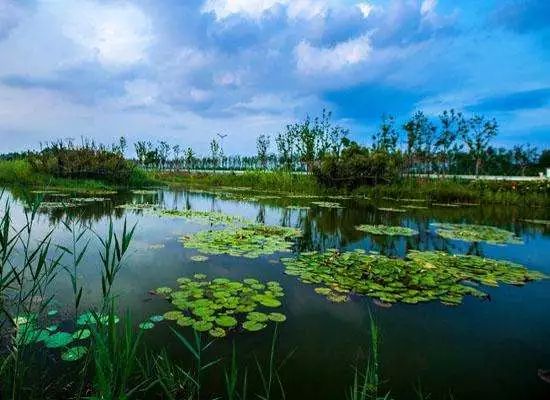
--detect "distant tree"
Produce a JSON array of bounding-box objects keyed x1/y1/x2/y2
[
  {"x1": 172, "y1": 144, "x2": 181, "y2": 170},
  {"x1": 275, "y1": 130, "x2": 296, "y2": 171},
  {"x1": 372, "y1": 114, "x2": 398, "y2": 153},
  {"x1": 210, "y1": 138, "x2": 220, "y2": 172},
  {"x1": 118, "y1": 136, "x2": 127, "y2": 156},
  {"x1": 539, "y1": 149, "x2": 550, "y2": 170},
  {"x1": 256, "y1": 134, "x2": 270, "y2": 170},
  {"x1": 461, "y1": 115, "x2": 498, "y2": 176},
  {"x1": 403, "y1": 111, "x2": 436, "y2": 173},
  {"x1": 184, "y1": 147, "x2": 195, "y2": 172},
  {"x1": 513, "y1": 144, "x2": 538, "y2": 176},
  {"x1": 436, "y1": 109, "x2": 465, "y2": 174},
  {"x1": 158, "y1": 141, "x2": 170, "y2": 169},
  {"x1": 134, "y1": 141, "x2": 147, "y2": 165}
]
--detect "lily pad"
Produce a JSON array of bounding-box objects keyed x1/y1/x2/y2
[
  {"x1": 139, "y1": 322, "x2": 155, "y2": 330},
  {"x1": 215, "y1": 315, "x2": 238, "y2": 328},
  {"x1": 44, "y1": 332, "x2": 73, "y2": 348},
  {"x1": 311, "y1": 201, "x2": 343, "y2": 209},
  {"x1": 190, "y1": 255, "x2": 209, "y2": 262},
  {"x1": 268, "y1": 313, "x2": 287, "y2": 323},
  {"x1": 61, "y1": 346, "x2": 87, "y2": 362},
  {"x1": 73, "y1": 329, "x2": 91, "y2": 340},
  {"x1": 432, "y1": 223, "x2": 522, "y2": 244},
  {"x1": 193, "y1": 320, "x2": 213, "y2": 332},
  {"x1": 356, "y1": 225, "x2": 418, "y2": 237},
  {"x1": 281, "y1": 249, "x2": 545, "y2": 306},
  {"x1": 149, "y1": 315, "x2": 165, "y2": 322},
  {"x1": 209, "y1": 327, "x2": 227, "y2": 338},
  {"x1": 242, "y1": 320, "x2": 267, "y2": 332},
  {"x1": 47, "y1": 310, "x2": 59, "y2": 317},
  {"x1": 181, "y1": 224, "x2": 301, "y2": 258}
]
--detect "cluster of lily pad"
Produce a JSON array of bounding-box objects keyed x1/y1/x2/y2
[
  {"x1": 181, "y1": 224, "x2": 301, "y2": 258},
  {"x1": 432, "y1": 223, "x2": 522, "y2": 244},
  {"x1": 311, "y1": 201, "x2": 343, "y2": 209},
  {"x1": 280, "y1": 249, "x2": 545, "y2": 306},
  {"x1": 155, "y1": 274, "x2": 286, "y2": 337},
  {"x1": 13, "y1": 310, "x2": 121, "y2": 362},
  {"x1": 159, "y1": 209, "x2": 250, "y2": 225},
  {"x1": 355, "y1": 224, "x2": 418, "y2": 237}
]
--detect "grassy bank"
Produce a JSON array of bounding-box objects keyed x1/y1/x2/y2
[
  {"x1": 153, "y1": 170, "x2": 549, "y2": 207},
  {"x1": 1, "y1": 159, "x2": 548, "y2": 206},
  {"x1": 0, "y1": 159, "x2": 155, "y2": 191}
]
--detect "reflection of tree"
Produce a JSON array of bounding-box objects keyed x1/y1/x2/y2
[{"x1": 256, "y1": 204, "x2": 265, "y2": 224}]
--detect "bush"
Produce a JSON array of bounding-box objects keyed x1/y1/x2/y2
[
  {"x1": 313, "y1": 141, "x2": 402, "y2": 190},
  {"x1": 28, "y1": 143, "x2": 136, "y2": 184}
]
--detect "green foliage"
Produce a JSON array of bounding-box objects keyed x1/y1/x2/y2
[
  {"x1": 181, "y1": 224, "x2": 301, "y2": 258},
  {"x1": 157, "y1": 274, "x2": 285, "y2": 337},
  {"x1": 314, "y1": 140, "x2": 402, "y2": 190},
  {"x1": 432, "y1": 223, "x2": 522, "y2": 244},
  {"x1": 27, "y1": 140, "x2": 137, "y2": 184},
  {"x1": 281, "y1": 249, "x2": 545, "y2": 306},
  {"x1": 355, "y1": 225, "x2": 418, "y2": 237}
]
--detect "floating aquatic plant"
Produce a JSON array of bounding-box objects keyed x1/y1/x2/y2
[
  {"x1": 132, "y1": 190, "x2": 158, "y2": 195},
  {"x1": 311, "y1": 201, "x2": 343, "y2": 209},
  {"x1": 44, "y1": 332, "x2": 74, "y2": 348},
  {"x1": 403, "y1": 205, "x2": 429, "y2": 210},
  {"x1": 149, "y1": 315, "x2": 165, "y2": 322},
  {"x1": 432, "y1": 203, "x2": 460, "y2": 208},
  {"x1": 181, "y1": 224, "x2": 301, "y2": 258},
  {"x1": 521, "y1": 219, "x2": 550, "y2": 226},
  {"x1": 157, "y1": 274, "x2": 285, "y2": 337},
  {"x1": 355, "y1": 225, "x2": 418, "y2": 237},
  {"x1": 159, "y1": 209, "x2": 249, "y2": 225},
  {"x1": 286, "y1": 205, "x2": 311, "y2": 210},
  {"x1": 432, "y1": 223, "x2": 522, "y2": 244},
  {"x1": 190, "y1": 255, "x2": 209, "y2": 262},
  {"x1": 377, "y1": 207, "x2": 406, "y2": 213},
  {"x1": 73, "y1": 329, "x2": 91, "y2": 340},
  {"x1": 281, "y1": 249, "x2": 545, "y2": 306},
  {"x1": 61, "y1": 346, "x2": 87, "y2": 362},
  {"x1": 139, "y1": 321, "x2": 155, "y2": 330}
]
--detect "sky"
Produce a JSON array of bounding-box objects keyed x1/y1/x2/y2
[{"x1": 0, "y1": 0, "x2": 549, "y2": 155}]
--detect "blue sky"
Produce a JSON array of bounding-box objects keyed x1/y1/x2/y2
[{"x1": 0, "y1": 0, "x2": 548, "y2": 155}]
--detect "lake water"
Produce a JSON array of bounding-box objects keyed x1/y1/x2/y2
[{"x1": 5, "y1": 187, "x2": 550, "y2": 399}]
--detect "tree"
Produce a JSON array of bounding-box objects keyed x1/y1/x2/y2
[
  {"x1": 403, "y1": 111, "x2": 436, "y2": 174},
  {"x1": 372, "y1": 114, "x2": 398, "y2": 153},
  {"x1": 210, "y1": 138, "x2": 220, "y2": 172},
  {"x1": 513, "y1": 144, "x2": 538, "y2": 176},
  {"x1": 436, "y1": 109, "x2": 465, "y2": 175},
  {"x1": 461, "y1": 115, "x2": 498, "y2": 176},
  {"x1": 538, "y1": 150, "x2": 550, "y2": 170},
  {"x1": 172, "y1": 144, "x2": 181, "y2": 170},
  {"x1": 256, "y1": 134, "x2": 270, "y2": 170},
  {"x1": 158, "y1": 141, "x2": 170, "y2": 169},
  {"x1": 184, "y1": 147, "x2": 195, "y2": 172},
  {"x1": 275, "y1": 130, "x2": 296, "y2": 171}
]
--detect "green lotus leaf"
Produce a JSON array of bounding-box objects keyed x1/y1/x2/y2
[
  {"x1": 163, "y1": 311, "x2": 182, "y2": 320},
  {"x1": 149, "y1": 315, "x2": 165, "y2": 322},
  {"x1": 268, "y1": 313, "x2": 287, "y2": 323},
  {"x1": 176, "y1": 316, "x2": 195, "y2": 327},
  {"x1": 47, "y1": 310, "x2": 59, "y2": 317},
  {"x1": 61, "y1": 346, "x2": 87, "y2": 362},
  {"x1": 46, "y1": 325, "x2": 58, "y2": 332},
  {"x1": 242, "y1": 321, "x2": 267, "y2": 332},
  {"x1": 193, "y1": 320, "x2": 213, "y2": 332},
  {"x1": 73, "y1": 329, "x2": 91, "y2": 340},
  {"x1": 139, "y1": 322, "x2": 155, "y2": 330},
  {"x1": 193, "y1": 273, "x2": 207, "y2": 280},
  {"x1": 246, "y1": 312, "x2": 268, "y2": 322},
  {"x1": 44, "y1": 332, "x2": 73, "y2": 348},
  {"x1": 191, "y1": 255, "x2": 209, "y2": 262},
  {"x1": 155, "y1": 287, "x2": 173, "y2": 296},
  {"x1": 215, "y1": 315, "x2": 238, "y2": 328},
  {"x1": 209, "y1": 327, "x2": 226, "y2": 338}
]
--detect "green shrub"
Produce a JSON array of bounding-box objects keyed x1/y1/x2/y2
[{"x1": 313, "y1": 142, "x2": 402, "y2": 190}]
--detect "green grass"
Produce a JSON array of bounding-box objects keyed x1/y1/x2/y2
[
  {"x1": 0, "y1": 159, "x2": 156, "y2": 191},
  {"x1": 152, "y1": 170, "x2": 549, "y2": 207}
]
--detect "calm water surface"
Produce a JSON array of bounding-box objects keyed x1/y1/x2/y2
[{"x1": 6, "y1": 188, "x2": 550, "y2": 399}]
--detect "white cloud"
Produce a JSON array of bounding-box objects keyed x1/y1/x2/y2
[
  {"x1": 421, "y1": 0, "x2": 437, "y2": 16},
  {"x1": 357, "y1": 2, "x2": 375, "y2": 18},
  {"x1": 202, "y1": 0, "x2": 327, "y2": 20},
  {"x1": 52, "y1": 1, "x2": 153, "y2": 68},
  {"x1": 295, "y1": 34, "x2": 372, "y2": 75}
]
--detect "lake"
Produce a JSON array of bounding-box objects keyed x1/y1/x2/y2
[{"x1": 4, "y1": 187, "x2": 550, "y2": 399}]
